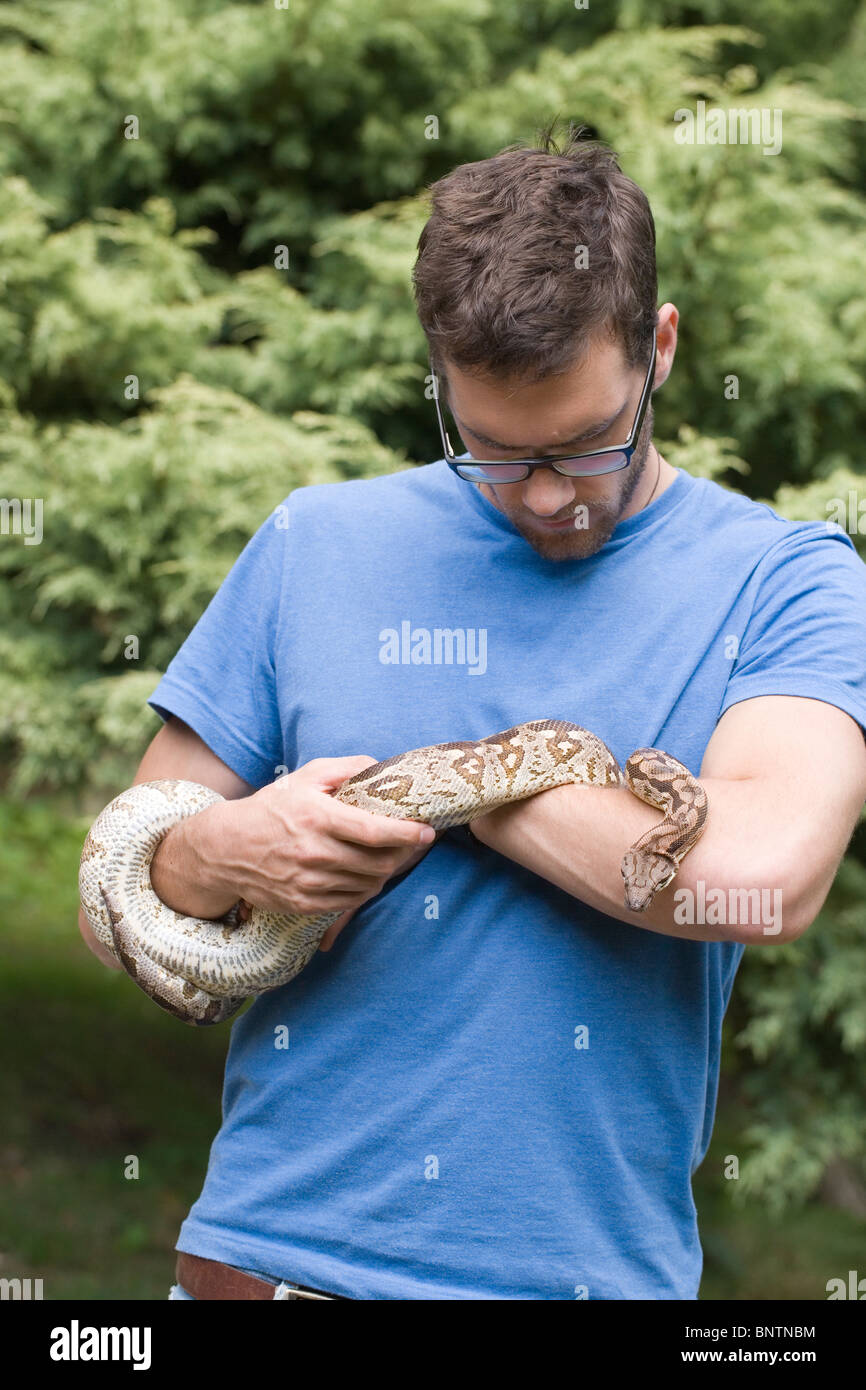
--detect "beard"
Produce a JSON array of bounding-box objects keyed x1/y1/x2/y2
[{"x1": 480, "y1": 403, "x2": 656, "y2": 562}]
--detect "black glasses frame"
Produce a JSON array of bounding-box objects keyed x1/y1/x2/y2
[{"x1": 432, "y1": 324, "x2": 658, "y2": 481}]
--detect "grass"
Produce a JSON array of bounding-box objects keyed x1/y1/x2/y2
[
  {"x1": 0, "y1": 796, "x2": 228, "y2": 1299},
  {"x1": 1, "y1": 795, "x2": 862, "y2": 1300}
]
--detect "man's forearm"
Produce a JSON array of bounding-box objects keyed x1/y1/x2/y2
[
  {"x1": 150, "y1": 799, "x2": 242, "y2": 920},
  {"x1": 469, "y1": 775, "x2": 806, "y2": 945}
]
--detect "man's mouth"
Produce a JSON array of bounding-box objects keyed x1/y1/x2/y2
[{"x1": 537, "y1": 514, "x2": 583, "y2": 531}]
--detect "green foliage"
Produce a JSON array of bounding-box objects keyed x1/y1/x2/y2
[
  {"x1": 727, "y1": 856, "x2": 866, "y2": 1211},
  {"x1": 0, "y1": 375, "x2": 401, "y2": 794},
  {"x1": 1, "y1": 0, "x2": 865, "y2": 1228}
]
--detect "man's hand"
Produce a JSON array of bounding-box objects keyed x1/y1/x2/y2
[
  {"x1": 78, "y1": 717, "x2": 437, "y2": 969},
  {"x1": 317, "y1": 838, "x2": 435, "y2": 951},
  {"x1": 149, "y1": 754, "x2": 436, "y2": 927}
]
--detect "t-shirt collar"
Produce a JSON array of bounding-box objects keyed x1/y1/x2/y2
[{"x1": 441, "y1": 456, "x2": 693, "y2": 555}]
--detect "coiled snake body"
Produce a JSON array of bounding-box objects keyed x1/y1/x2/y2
[{"x1": 79, "y1": 720, "x2": 708, "y2": 1026}]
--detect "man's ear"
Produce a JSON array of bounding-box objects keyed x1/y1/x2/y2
[{"x1": 653, "y1": 303, "x2": 678, "y2": 389}]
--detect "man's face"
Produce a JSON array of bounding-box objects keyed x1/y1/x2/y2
[{"x1": 440, "y1": 330, "x2": 656, "y2": 561}]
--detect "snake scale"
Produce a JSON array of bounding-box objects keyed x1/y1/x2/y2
[{"x1": 79, "y1": 720, "x2": 708, "y2": 1026}]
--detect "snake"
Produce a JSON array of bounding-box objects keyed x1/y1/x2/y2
[{"x1": 79, "y1": 720, "x2": 708, "y2": 1027}]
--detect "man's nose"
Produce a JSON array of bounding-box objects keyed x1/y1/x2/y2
[{"x1": 520, "y1": 466, "x2": 576, "y2": 516}]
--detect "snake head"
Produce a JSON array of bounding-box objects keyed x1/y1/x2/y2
[{"x1": 621, "y1": 850, "x2": 680, "y2": 912}]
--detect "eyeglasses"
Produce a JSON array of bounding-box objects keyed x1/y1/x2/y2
[{"x1": 432, "y1": 325, "x2": 657, "y2": 482}]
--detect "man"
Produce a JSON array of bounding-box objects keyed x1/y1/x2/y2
[{"x1": 79, "y1": 130, "x2": 866, "y2": 1300}]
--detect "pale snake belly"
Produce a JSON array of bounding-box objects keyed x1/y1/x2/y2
[{"x1": 79, "y1": 720, "x2": 708, "y2": 1026}]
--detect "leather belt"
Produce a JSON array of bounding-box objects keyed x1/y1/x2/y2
[{"x1": 176, "y1": 1251, "x2": 346, "y2": 1301}]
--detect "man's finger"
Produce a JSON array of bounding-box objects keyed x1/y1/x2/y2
[
  {"x1": 295, "y1": 756, "x2": 380, "y2": 791},
  {"x1": 326, "y1": 796, "x2": 437, "y2": 849}
]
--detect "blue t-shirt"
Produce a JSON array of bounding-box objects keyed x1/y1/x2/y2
[{"x1": 147, "y1": 461, "x2": 866, "y2": 1300}]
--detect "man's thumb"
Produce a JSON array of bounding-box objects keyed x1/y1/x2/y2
[{"x1": 306, "y1": 755, "x2": 379, "y2": 792}]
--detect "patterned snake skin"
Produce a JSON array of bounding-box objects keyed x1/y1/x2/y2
[{"x1": 79, "y1": 720, "x2": 708, "y2": 1026}]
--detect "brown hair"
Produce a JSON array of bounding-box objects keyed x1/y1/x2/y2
[{"x1": 412, "y1": 121, "x2": 657, "y2": 393}]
